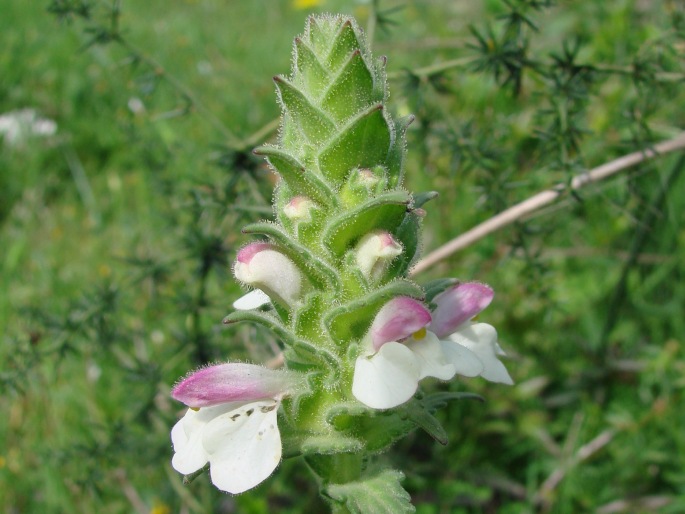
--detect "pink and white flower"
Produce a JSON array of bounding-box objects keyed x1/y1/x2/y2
[
  {"x1": 354, "y1": 231, "x2": 403, "y2": 282},
  {"x1": 233, "y1": 243, "x2": 302, "y2": 307},
  {"x1": 352, "y1": 282, "x2": 513, "y2": 409},
  {"x1": 171, "y1": 363, "x2": 300, "y2": 494}
]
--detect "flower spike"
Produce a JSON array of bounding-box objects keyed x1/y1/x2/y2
[{"x1": 170, "y1": 15, "x2": 514, "y2": 509}]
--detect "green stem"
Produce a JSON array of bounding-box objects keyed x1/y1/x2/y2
[{"x1": 307, "y1": 452, "x2": 363, "y2": 486}]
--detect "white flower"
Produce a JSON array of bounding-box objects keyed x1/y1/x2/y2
[
  {"x1": 0, "y1": 108, "x2": 57, "y2": 146},
  {"x1": 232, "y1": 289, "x2": 271, "y2": 310},
  {"x1": 352, "y1": 283, "x2": 513, "y2": 410},
  {"x1": 170, "y1": 363, "x2": 300, "y2": 494},
  {"x1": 354, "y1": 231, "x2": 403, "y2": 282},
  {"x1": 233, "y1": 243, "x2": 303, "y2": 307}
]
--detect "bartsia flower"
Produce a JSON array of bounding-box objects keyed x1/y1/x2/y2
[
  {"x1": 171, "y1": 363, "x2": 300, "y2": 494},
  {"x1": 355, "y1": 231, "x2": 403, "y2": 282},
  {"x1": 352, "y1": 282, "x2": 513, "y2": 409},
  {"x1": 233, "y1": 242, "x2": 303, "y2": 307}
]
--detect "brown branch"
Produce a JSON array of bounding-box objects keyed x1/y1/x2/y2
[{"x1": 411, "y1": 132, "x2": 685, "y2": 275}]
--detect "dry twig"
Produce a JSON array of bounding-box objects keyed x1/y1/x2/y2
[{"x1": 411, "y1": 132, "x2": 685, "y2": 275}]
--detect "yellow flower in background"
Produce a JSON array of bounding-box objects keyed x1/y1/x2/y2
[
  {"x1": 150, "y1": 503, "x2": 170, "y2": 514},
  {"x1": 292, "y1": 0, "x2": 323, "y2": 9}
]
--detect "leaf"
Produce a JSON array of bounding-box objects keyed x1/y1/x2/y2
[
  {"x1": 387, "y1": 212, "x2": 421, "y2": 279},
  {"x1": 325, "y1": 404, "x2": 415, "y2": 453},
  {"x1": 386, "y1": 115, "x2": 414, "y2": 187},
  {"x1": 222, "y1": 310, "x2": 298, "y2": 346},
  {"x1": 254, "y1": 145, "x2": 336, "y2": 207},
  {"x1": 423, "y1": 278, "x2": 461, "y2": 303},
  {"x1": 323, "y1": 190, "x2": 411, "y2": 256},
  {"x1": 325, "y1": 468, "x2": 415, "y2": 514},
  {"x1": 325, "y1": 19, "x2": 361, "y2": 71},
  {"x1": 318, "y1": 104, "x2": 392, "y2": 184},
  {"x1": 274, "y1": 76, "x2": 336, "y2": 145},
  {"x1": 413, "y1": 191, "x2": 439, "y2": 208},
  {"x1": 397, "y1": 399, "x2": 449, "y2": 445},
  {"x1": 294, "y1": 37, "x2": 330, "y2": 98},
  {"x1": 321, "y1": 50, "x2": 376, "y2": 123},
  {"x1": 324, "y1": 280, "x2": 424, "y2": 343}
]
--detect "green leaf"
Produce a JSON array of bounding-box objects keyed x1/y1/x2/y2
[
  {"x1": 294, "y1": 37, "x2": 330, "y2": 98},
  {"x1": 274, "y1": 76, "x2": 336, "y2": 145},
  {"x1": 413, "y1": 191, "x2": 439, "y2": 208},
  {"x1": 222, "y1": 309, "x2": 299, "y2": 346},
  {"x1": 397, "y1": 399, "x2": 449, "y2": 445},
  {"x1": 325, "y1": 403, "x2": 415, "y2": 452},
  {"x1": 318, "y1": 104, "x2": 392, "y2": 184},
  {"x1": 324, "y1": 280, "x2": 424, "y2": 344},
  {"x1": 421, "y1": 391, "x2": 485, "y2": 410},
  {"x1": 254, "y1": 145, "x2": 336, "y2": 207},
  {"x1": 321, "y1": 50, "x2": 376, "y2": 123},
  {"x1": 325, "y1": 19, "x2": 361, "y2": 71},
  {"x1": 386, "y1": 115, "x2": 414, "y2": 188},
  {"x1": 423, "y1": 278, "x2": 460, "y2": 303},
  {"x1": 387, "y1": 212, "x2": 421, "y2": 279},
  {"x1": 323, "y1": 190, "x2": 411, "y2": 256},
  {"x1": 325, "y1": 468, "x2": 415, "y2": 514},
  {"x1": 242, "y1": 221, "x2": 341, "y2": 292}
]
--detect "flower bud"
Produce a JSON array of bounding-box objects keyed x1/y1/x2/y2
[
  {"x1": 355, "y1": 231, "x2": 402, "y2": 282},
  {"x1": 234, "y1": 243, "x2": 303, "y2": 306},
  {"x1": 283, "y1": 196, "x2": 315, "y2": 224},
  {"x1": 357, "y1": 168, "x2": 380, "y2": 188}
]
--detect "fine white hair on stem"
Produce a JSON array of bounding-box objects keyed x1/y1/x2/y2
[{"x1": 411, "y1": 132, "x2": 685, "y2": 275}]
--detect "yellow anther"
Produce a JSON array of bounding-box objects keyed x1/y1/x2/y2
[
  {"x1": 190, "y1": 407, "x2": 200, "y2": 412},
  {"x1": 412, "y1": 327, "x2": 427, "y2": 340}
]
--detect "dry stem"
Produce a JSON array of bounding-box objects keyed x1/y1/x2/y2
[{"x1": 411, "y1": 132, "x2": 685, "y2": 275}]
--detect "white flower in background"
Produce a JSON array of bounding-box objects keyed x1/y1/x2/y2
[
  {"x1": 352, "y1": 283, "x2": 513, "y2": 409},
  {"x1": 233, "y1": 242, "x2": 303, "y2": 307},
  {"x1": 0, "y1": 108, "x2": 57, "y2": 146},
  {"x1": 171, "y1": 362, "x2": 301, "y2": 494}
]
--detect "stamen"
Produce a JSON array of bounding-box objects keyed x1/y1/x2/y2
[{"x1": 412, "y1": 327, "x2": 427, "y2": 340}]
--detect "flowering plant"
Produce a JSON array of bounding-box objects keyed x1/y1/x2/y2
[{"x1": 170, "y1": 14, "x2": 512, "y2": 512}]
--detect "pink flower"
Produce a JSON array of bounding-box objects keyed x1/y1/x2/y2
[
  {"x1": 352, "y1": 283, "x2": 513, "y2": 409},
  {"x1": 233, "y1": 243, "x2": 303, "y2": 307},
  {"x1": 171, "y1": 363, "x2": 301, "y2": 494}
]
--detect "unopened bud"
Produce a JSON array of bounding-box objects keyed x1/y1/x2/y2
[
  {"x1": 355, "y1": 231, "x2": 402, "y2": 282},
  {"x1": 283, "y1": 196, "x2": 315, "y2": 223},
  {"x1": 234, "y1": 243, "x2": 303, "y2": 307}
]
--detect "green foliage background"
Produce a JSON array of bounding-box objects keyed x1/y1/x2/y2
[{"x1": 1, "y1": 0, "x2": 684, "y2": 512}]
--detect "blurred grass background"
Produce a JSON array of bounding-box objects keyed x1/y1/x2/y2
[{"x1": 1, "y1": 0, "x2": 684, "y2": 512}]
